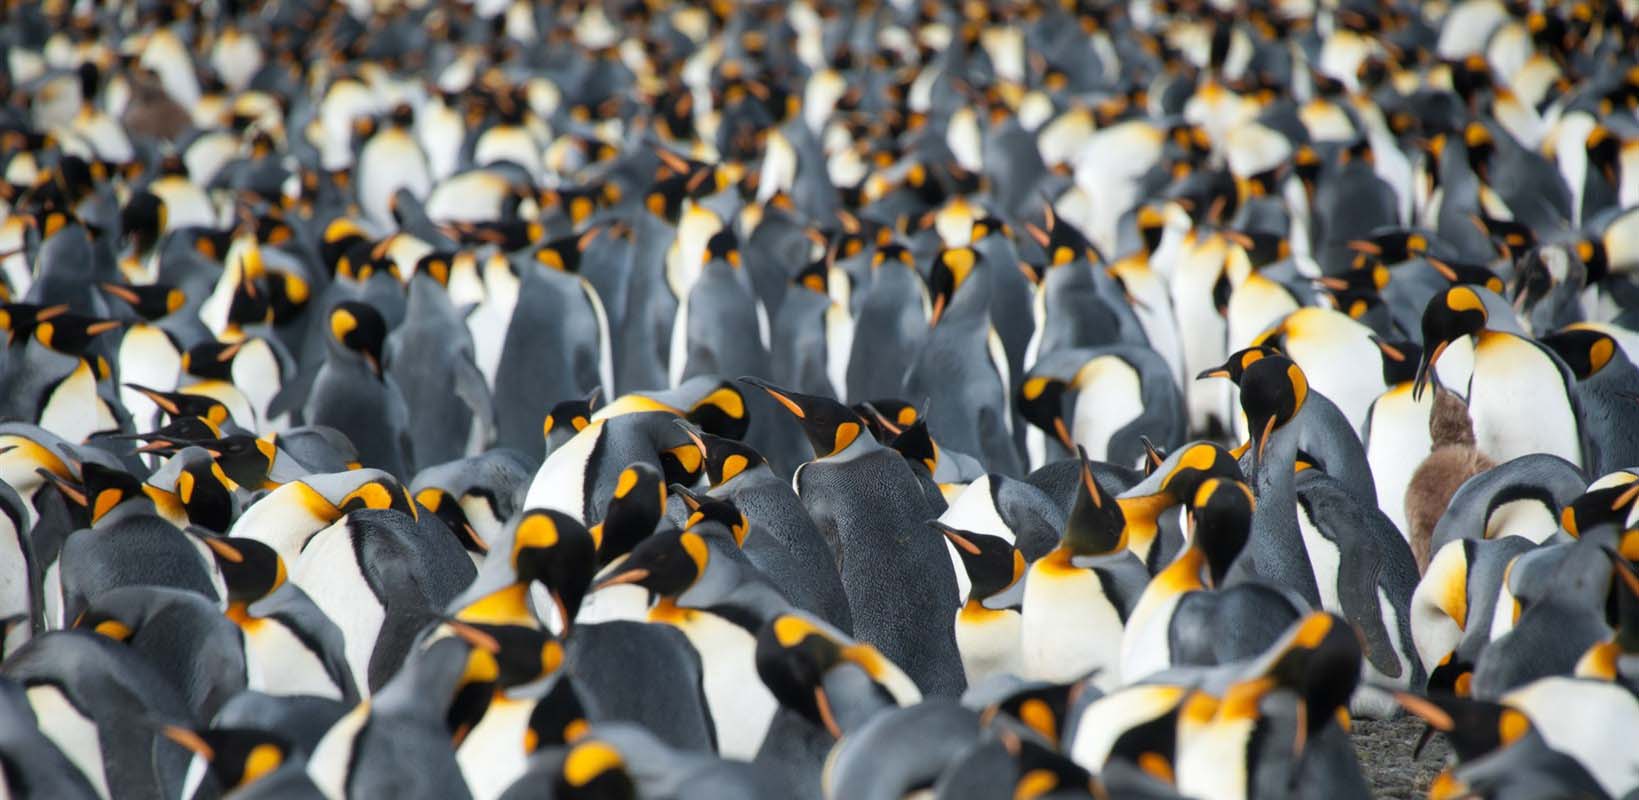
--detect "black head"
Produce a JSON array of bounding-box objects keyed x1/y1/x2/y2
[
  {"x1": 328, "y1": 301, "x2": 387, "y2": 376},
  {"x1": 1186, "y1": 478, "x2": 1254, "y2": 587},
  {"x1": 1196, "y1": 345, "x2": 1282, "y2": 383},
  {"x1": 594, "y1": 527, "x2": 707, "y2": 602},
  {"x1": 160, "y1": 727, "x2": 292, "y2": 794},
  {"x1": 1538, "y1": 328, "x2": 1619, "y2": 381},
  {"x1": 181, "y1": 340, "x2": 243, "y2": 382},
  {"x1": 0, "y1": 303, "x2": 69, "y2": 345},
  {"x1": 415, "y1": 487, "x2": 486, "y2": 555},
  {"x1": 200, "y1": 536, "x2": 287, "y2": 606},
  {"x1": 1394, "y1": 691, "x2": 1530, "y2": 762},
  {"x1": 677, "y1": 420, "x2": 766, "y2": 488},
  {"x1": 118, "y1": 191, "x2": 166, "y2": 252},
  {"x1": 854, "y1": 399, "x2": 921, "y2": 441},
  {"x1": 886, "y1": 416, "x2": 939, "y2": 477},
  {"x1": 1062, "y1": 447, "x2": 1128, "y2": 556},
  {"x1": 1558, "y1": 481, "x2": 1639, "y2": 539},
  {"x1": 703, "y1": 229, "x2": 740, "y2": 267},
  {"x1": 125, "y1": 384, "x2": 233, "y2": 427},
  {"x1": 928, "y1": 246, "x2": 981, "y2": 327},
  {"x1": 1024, "y1": 205, "x2": 1100, "y2": 268},
  {"x1": 1379, "y1": 339, "x2": 1421, "y2": 385},
  {"x1": 101, "y1": 282, "x2": 185, "y2": 321},
  {"x1": 33, "y1": 313, "x2": 121, "y2": 357},
  {"x1": 511, "y1": 509, "x2": 598, "y2": 628},
  {"x1": 755, "y1": 614, "x2": 857, "y2": 737},
  {"x1": 936, "y1": 523, "x2": 1026, "y2": 604},
  {"x1": 684, "y1": 380, "x2": 751, "y2": 441},
  {"x1": 593, "y1": 463, "x2": 665, "y2": 566},
  {"x1": 1157, "y1": 442, "x2": 1244, "y2": 502},
  {"x1": 556, "y1": 739, "x2": 637, "y2": 800},
  {"x1": 201, "y1": 435, "x2": 280, "y2": 491},
  {"x1": 1414, "y1": 286, "x2": 1489, "y2": 400},
  {"x1": 682, "y1": 493, "x2": 750, "y2": 547},
  {"x1": 527, "y1": 674, "x2": 591, "y2": 752},
  {"x1": 1017, "y1": 375, "x2": 1074, "y2": 451},
  {"x1": 534, "y1": 229, "x2": 601, "y2": 272},
  {"x1": 741, "y1": 377, "x2": 865, "y2": 459},
  {"x1": 1239, "y1": 355, "x2": 1309, "y2": 463},
  {"x1": 984, "y1": 683, "x2": 1081, "y2": 750},
  {"x1": 174, "y1": 454, "x2": 238, "y2": 533}
]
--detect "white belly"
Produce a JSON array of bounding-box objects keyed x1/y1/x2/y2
[
  {"x1": 1176, "y1": 719, "x2": 1252, "y2": 800},
  {"x1": 1070, "y1": 357, "x2": 1143, "y2": 463},
  {"x1": 1296, "y1": 502, "x2": 1342, "y2": 614},
  {"x1": 39, "y1": 363, "x2": 116, "y2": 444},
  {"x1": 292, "y1": 522, "x2": 381, "y2": 696},
  {"x1": 27, "y1": 685, "x2": 109, "y2": 799},
  {"x1": 670, "y1": 613, "x2": 776, "y2": 761},
  {"x1": 457, "y1": 695, "x2": 534, "y2": 800},
  {"x1": 308, "y1": 701, "x2": 371, "y2": 800},
  {"x1": 1020, "y1": 568, "x2": 1125, "y2": 688},
  {"x1": 243, "y1": 620, "x2": 345, "y2": 700},
  {"x1": 953, "y1": 607, "x2": 1022, "y2": 685},
  {"x1": 1469, "y1": 339, "x2": 1581, "y2": 467},
  {"x1": 1363, "y1": 386, "x2": 1431, "y2": 540},
  {"x1": 1119, "y1": 588, "x2": 1184, "y2": 683}
]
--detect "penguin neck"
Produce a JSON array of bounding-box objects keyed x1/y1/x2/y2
[
  {"x1": 1248, "y1": 420, "x2": 1319, "y2": 604},
  {"x1": 1117, "y1": 492, "x2": 1175, "y2": 563},
  {"x1": 225, "y1": 599, "x2": 259, "y2": 626}
]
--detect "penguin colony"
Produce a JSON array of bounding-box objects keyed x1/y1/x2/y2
[{"x1": 2, "y1": 0, "x2": 1639, "y2": 798}]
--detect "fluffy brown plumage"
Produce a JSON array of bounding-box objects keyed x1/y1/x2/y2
[
  {"x1": 120, "y1": 68, "x2": 189, "y2": 142},
  {"x1": 1404, "y1": 388, "x2": 1496, "y2": 572}
]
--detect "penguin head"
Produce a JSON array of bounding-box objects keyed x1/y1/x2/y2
[
  {"x1": 1006, "y1": 737, "x2": 1099, "y2": 799},
  {"x1": 127, "y1": 416, "x2": 223, "y2": 456},
  {"x1": 526, "y1": 674, "x2": 591, "y2": 753},
  {"x1": 200, "y1": 435, "x2": 282, "y2": 492},
  {"x1": 1348, "y1": 229, "x2": 1432, "y2": 266},
  {"x1": 0, "y1": 302, "x2": 69, "y2": 345},
  {"x1": 1394, "y1": 692, "x2": 1532, "y2": 763},
  {"x1": 534, "y1": 229, "x2": 601, "y2": 273},
  {"x1": 1017, "y1": 376, "x2": 1074, "y2": 452},
  {"x1": 936, "y1": 522, "x2": 1026, "y2": 605},
  {"x1": 591, "y1": 463, "x2": 666, "y2": 566},
  {"x1": 755, "y1": 613, "x2": 898, "y2": 738},
  {"x1": 510, "y1": 509, "x2": 597, "y2": 628},
  {"x1": 1426, "y1": 257, "x2": 1505, "y2": 295},
  {"x1": 556, "y1": 739, "x2": 637, "y2": 800},
  {"x1": 448, "y1": 621, "x2": 564, "y2": 692},
  {"x1": 543, "y1": 395, "x2": 595, "y2": 449},
  {"x1": 181, "y1": 340, "x2": 244, "y2": 382},
  {"x1": 1024, "y1": 205, "x2": 1099, "y2": 270},
  {"x1": 327, "y1": 301, "x2": 387, "y2": 376},
  {"x1": 118, "y1": 190, "x2": 166, "y2": 258},
  {"x1": 927, "y1": 246, "x2": 984, "y2": 327},
  {"x1": 33, "y1": 313, "x2": 121, "y2": 359},
  {"x1": 126, "y1": 384, "x2": 234, "y2": 427},
  {"x1": 594, "y1": 526, "x2": 707, "y2": 600},
  {"x1": 160, "y1": 726, "x2": 293, "y2": 795},
  {"x1": 742, "y1": 377, "x2": 867, "y2": 460},
  {"x1": 702, "y1": 229, "x2": 741, "y2": 268},
  {"x1": 1195, "y1": 345, "x2": 1282, "y2": 383},
  {"x1": 854, "y1": 399, "x2": 922, "y2": 442},
  {"x1": 200, "y1": 536, "x2": 287, "y2": 607},
  {"x1": 885, "y1": 416, "x2": 939, "y2": 478},
  {"x1": 415, "y1": 487, "x2": 487, "y2": 556},
  {"x1": 1187, "y1": 478, "x2": 1254, "y2": 587},
  {"x1": 336, "y1": 476, "x2": 418, "y2": 519},
  {"x1": 413, "y1": 252, "x2": 456, "y2": 286},
  {"x1": 1538, "y1": 328, "x2": 1620, "y2": 381},
  {"x1": 100, "y1": 282, "x2": 185, "y2": 321},
  {"x1": 1414, "y1": 286, "x2": 1489, "y2": 400},
  {"x1": 1060, "y1": 448, "x2": 1128, "y2": 557},
  {"x1": 678, "y1": 491, "x2": 750, "y2": 547},
  {"x1": 1236, "y1": 356, "x2": 1308, "y2": 464},
  {"x1": 170, "y1": 449, "x2": 240, "y2": 532},
  {"x1": 677, "y1": 420, "x2": 766, "y2": 488},
  {"x1": 1258, "y1": 612, "x2": 1363, "y2": 743},
  {"x1": 1558, "y1": 480, "x2": 1639, "y2": 539},
  {"x1": 1156, "y1": 442, "x2": 1244, "y2": 503},
  {"x1": 49, "y1": 462, "x2": 147, "y2": 525},
  {"x1": 982, "y1": 683, "x2": 1082, "y2": 751}
]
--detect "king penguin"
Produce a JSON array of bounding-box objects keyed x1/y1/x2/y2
[
  {"x1": 744, "y1": 378, "x2": 966, "y2": 696},
  {"x1": 903, "y1": 246, "x2": 1022, "y2": 475},
  {"x1": 301, "y1": 301, "x2": 412, "y2": 476},
  {"x1": 1020, "y1": 449, "x2": 1149, "y2": 689}
]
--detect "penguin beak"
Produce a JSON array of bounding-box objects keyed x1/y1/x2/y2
[
  {"x1": 161, "y1": 726, "x2": 215, "y2": 760},
  {"x1": 592, "y1": 565, "x2": 650, "y2": 592},
  {"x1": 814, "y1": 687, "x2": 843, "y2": 739},
  {"x1": 34, "y1": 468, "x2": 87, "y2": 507},
  {"x1": 935, "y1": 523, "x2": 981, "y2": 555},
  {"x1": 1412, "y1": 340, "x2": 1449, "y2": 401},
  {"x1": 1052, "y1": 417, "x2": 1074, "y2": 453}
]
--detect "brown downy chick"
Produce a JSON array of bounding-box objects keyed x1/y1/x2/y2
[{"x1": 1404, "y1": 387, "x2": 1496, "y2": 572}]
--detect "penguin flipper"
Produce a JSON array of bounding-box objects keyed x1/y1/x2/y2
[
  {"x1": 253, "y1": 587, "x2": 364, "y2": 704},
  {"x1": 452, "y1": 356, "x2": 496, "y2": 449},
  {"x1": 269, "y1": 366, "x2": 319, "y2": 425},
  {"x1": 1336, "y1": 537, "x2": 1405, "y2": 680}
]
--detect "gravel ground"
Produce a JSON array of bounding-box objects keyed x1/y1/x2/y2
[{"x1": 1352, "y1": 715, "x2": 1451, "y2": 799}]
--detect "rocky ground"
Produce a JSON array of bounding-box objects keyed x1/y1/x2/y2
[{"x1": 1353, "y1": 715, "x2": 1450, "y2": 799}]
